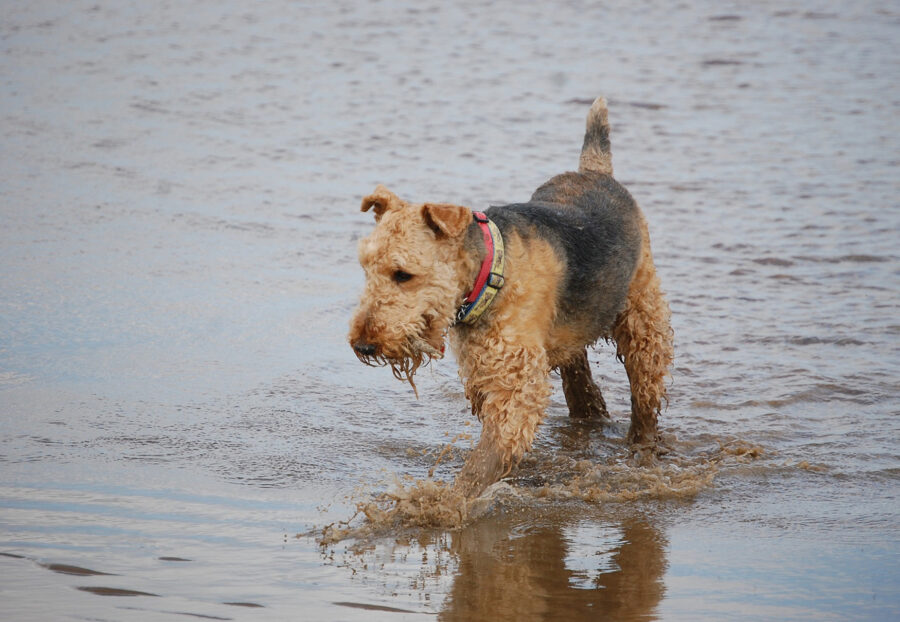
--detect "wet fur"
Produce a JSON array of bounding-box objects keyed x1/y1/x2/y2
[{"x1": 488, "y1": 171, "x2": 642, "y2": 350}]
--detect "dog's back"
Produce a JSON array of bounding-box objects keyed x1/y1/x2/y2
[{"x1": 485, "y1": 98, "x2": 643, "y2": 343}]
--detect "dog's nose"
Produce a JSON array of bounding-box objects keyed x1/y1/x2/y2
[{"x1": 353, "y1": 341, "x2": 377, "y2": 356}]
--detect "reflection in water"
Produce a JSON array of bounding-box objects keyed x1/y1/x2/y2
[{"x1": 440, "y1": 515, "x2": 665, "y2": 622}]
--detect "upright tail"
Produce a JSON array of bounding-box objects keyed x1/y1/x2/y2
[{"x1": 578, "y1": 97, "x2": 613, "y2": 175}]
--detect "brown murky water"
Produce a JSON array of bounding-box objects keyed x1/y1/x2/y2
[{"x1": 2, "y1": 1, "x2": 898, "y2": 620}]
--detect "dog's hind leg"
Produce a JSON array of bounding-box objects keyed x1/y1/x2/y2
[
  {"x1": 612, "y1": 218, "x2": 674, "y2": 449},
  {"x1": 559, "y1": 348, "x2": 609, "y2": 419}
]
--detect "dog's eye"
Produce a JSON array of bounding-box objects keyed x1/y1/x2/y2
[{"x1": 393, "y1": 270, "x2": 414, "y2": 283}]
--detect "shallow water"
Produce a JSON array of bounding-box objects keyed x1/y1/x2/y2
[{"x1": 2, "y1": 1, "x2": 899, "y2": 620}]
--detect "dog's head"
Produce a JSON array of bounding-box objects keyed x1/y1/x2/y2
[{"x1": 348, "y1": 185, "x2": 475, "y2": 392}]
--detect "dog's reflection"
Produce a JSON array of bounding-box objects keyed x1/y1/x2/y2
[{"x1": 439, "y1": 515, "x2": 666, "y2": 621}]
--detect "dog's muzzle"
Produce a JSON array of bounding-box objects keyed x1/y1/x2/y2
[{"x1": 352, "y1": 341, "x2": 378, "y2": 357}]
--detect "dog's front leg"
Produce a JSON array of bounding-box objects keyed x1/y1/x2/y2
[
  {"x1": 451, "y1": 430, "x2": 507, "y2": 499},
  {"x1": 452, "y1": 342, "x2": 551, "y2": 499}
]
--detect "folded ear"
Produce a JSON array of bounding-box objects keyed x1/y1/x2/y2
[
  {"x1": 422, "y1": 203, "x2": 472, "y2": 238},
  {"x1": 361, "y1": 185, "x2": 405, "y2": 221}
]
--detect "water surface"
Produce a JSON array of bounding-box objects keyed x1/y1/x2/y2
[{"x1": 2, "y1": 1, "x2": 898, "y2": 620}]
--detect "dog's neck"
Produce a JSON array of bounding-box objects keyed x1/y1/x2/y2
[{"x1": 456, "y1": 212, "x2": 505, "y2": 325}]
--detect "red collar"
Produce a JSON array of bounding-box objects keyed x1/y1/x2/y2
[
  {"x1": 456, "y1": 212, "x2": 505, "y2": 325},
  {"x1": 463, "y1": 212, "x2": 494, "y2": 304}
]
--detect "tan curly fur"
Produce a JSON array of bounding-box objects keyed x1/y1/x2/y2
[
  {"x1": 451, "y1": 231, "x2": 561, "y2": 466},
  {"x1": 612, "y1": 216, "x2": 674, "y2": 447}
]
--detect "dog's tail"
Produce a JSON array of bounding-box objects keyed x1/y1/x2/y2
[{"x1": 578, "y1": 97, "x2": 613, "y2": 175}]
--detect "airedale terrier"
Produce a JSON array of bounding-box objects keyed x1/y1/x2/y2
[{"x1": 349, "y1": 98, "x2": 673, "y2": 499}]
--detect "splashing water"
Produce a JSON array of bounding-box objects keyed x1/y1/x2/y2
[{"x1": 310, "y1": 432, "x2": 767, "y2": 546}]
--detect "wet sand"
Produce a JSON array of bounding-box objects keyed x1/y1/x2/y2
[{"x1": 2, "y1": 1, "x2": 899, "y2": 620}]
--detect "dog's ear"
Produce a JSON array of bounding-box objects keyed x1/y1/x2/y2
[
  {"x1": 361, "y1": 185, "x2": 405, "y2": 221},
  {"x1": 422, "y1": 203, "x2": 472, "y2": 238}
]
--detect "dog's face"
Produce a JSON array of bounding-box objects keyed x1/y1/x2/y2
[{"x1": 348, "y1": 186, "x2": 473, "y2": 389}]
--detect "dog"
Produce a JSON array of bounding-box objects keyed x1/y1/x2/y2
[{"x1": 349, "y1": 98, "x2": 673, "y2": 499}]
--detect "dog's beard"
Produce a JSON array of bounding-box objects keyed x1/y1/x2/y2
[{"x1": 354, "y1": 336, "x2": 443, "y2": 398}]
